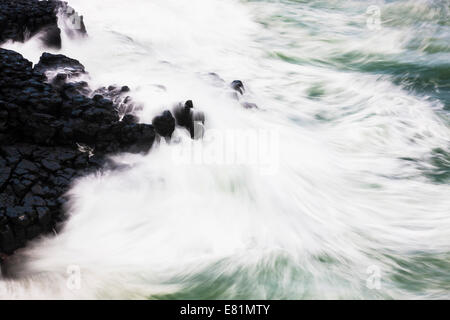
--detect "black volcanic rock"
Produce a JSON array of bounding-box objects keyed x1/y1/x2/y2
[
  {"x1": 0, "y1": 0, "x2": 87, "y2": 49},
  {"x1": 92, "y1": 85, "x2": 140, "y2": 118},
  {"x1": 173, "y1": 100, "x2": 205, "y2": 139},
  {"x1": 39, "y1": 24, "x2": 62, "y2": 49},
  {"x1": 57, "y1": 1, "x2": 87, "y2": 38},
  {"x1": 34, "y1": 52, "x2": 86, "y2": 75},
  {"x1": 152, "y1": 110, "x2": 176, "y2": 138},
  {"x1": 230, "y1": 80, "x2": 259, "y2": 109},
  {"x1": 242, "y1": 102, "x2": 258, "y2": 109},
  {"x1": 230, "y1": 80, "x2": 245, "y2": 95},
  {"x1": 0, "y1": 48, "x2": 156, "y2": 255},
  {"x1": 0, "y1": 0, "x2": 61, "y2": 48},
  {"x1": 173, "y1": 100, "x2": 195, "y2": 138}
]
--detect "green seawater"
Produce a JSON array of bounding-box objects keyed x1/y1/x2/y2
[
  {"x1": 2, "y1": 0, "x2": 449, "y2": 300},
  {"x1": 151, "y1": 0, "x2": 450, "y2": 299}
]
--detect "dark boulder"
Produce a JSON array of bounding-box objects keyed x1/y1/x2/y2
[
  {"x1": 173, "y1": 100, "x2": 205, "y2": 139},
  {"x1": 230, "y1": 80, "x2": 259, "y2": 109},
  {"x1": 34, "y1": 52, "x2": 86, "y2": 77},
  {"x1": 231, "y1": 80, "x2": 245, "y2": 95},
  {"x1": 152, "y1": 110, "x2": 176, "y2": 138},
  {"x1": 242, "y1": 102, "x2": 258, "y2": 109}
]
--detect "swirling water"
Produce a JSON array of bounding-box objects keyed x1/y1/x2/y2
[{"x1": 0, "y1": 0, "x2": 449, "y2": 299}]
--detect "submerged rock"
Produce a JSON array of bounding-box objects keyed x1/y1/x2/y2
[
  {"x1": 241, "y1": 102, "x2": 258, "y2": 109},
  {"x1": 173, "y1": 100, "x2": 205, "y2": 139},
  {"x1": 230, "y1": 80, "x2": 245, "y2": 95},
  {"x1": 230, "y1": 80, "x2": 259, "y2": 109}
]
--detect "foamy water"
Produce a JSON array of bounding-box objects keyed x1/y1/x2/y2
[{"x1": 1, "y1": 0, "x2": 449, "y2": 299}]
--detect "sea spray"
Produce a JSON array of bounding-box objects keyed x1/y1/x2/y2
[{"x1": 1, "y1": 0, "x2": 449, "y2": 299}]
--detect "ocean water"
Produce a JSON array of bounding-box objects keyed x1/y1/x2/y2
[{"x1": 0, "y1": 0, "x2": 449, "y2": 299}]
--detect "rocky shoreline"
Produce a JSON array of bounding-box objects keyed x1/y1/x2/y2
[
  {"x1": 0, "y1": 0, "x2": 87, "y2": 49},
  {"x1": 0, "y1": 0, "x2": 165, "y2": 261},
  {"x1": 0, "y1": 0, "x2": 251, "y2": 264},
  {"x1": 0, "y1": 46, "x2": 162, "y2": 257}
]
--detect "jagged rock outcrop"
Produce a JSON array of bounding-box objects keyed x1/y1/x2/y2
[
  {"x1": 0, "y1": 49, "x2": 156, "y2": 255},
  {"x1": 0, "y1": 0, "x2": 61, "y2": 48},
  {"x1": 0, "y1": 0, "x2": 86, "y2": 49},
  {"x1": 0, "y1": 0, "x2": 208, "y2": 259}
]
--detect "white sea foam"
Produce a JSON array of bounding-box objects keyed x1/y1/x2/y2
[{"x1": 1, "y1": 0, "x2": 449, "y2": 299}]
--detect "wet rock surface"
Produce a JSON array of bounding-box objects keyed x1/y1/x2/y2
[
  {"x1": 0, "y1": 0, "x2": 213, "y2": 259},
  {"x1": 0, "y1": 0, "x2": 86, "y2": 49},
  {"x1": 0, "y1": 48, "x2": 156, "y2": 255},
  {"x1": 230, "y1": 80, "x2": 245, "y2": 95},
  {"x1": 152, "y1": 110, "x2": 176, "y2": 139},
  {"x1": 92, "y1": 84, "x2": 140, "y2": 118},
  {"x1": 34, "y1": 52, "x2": 85, "y2": 75},
  {"x1": 173, "y1": 100, "x2": 205, "y2": 139},
  {"x1": 0, "y1": 0, "x2": 60, "y2": 47},
  {"x1": 230, "y1": 79, "x2": 258, "y2": 109}
]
